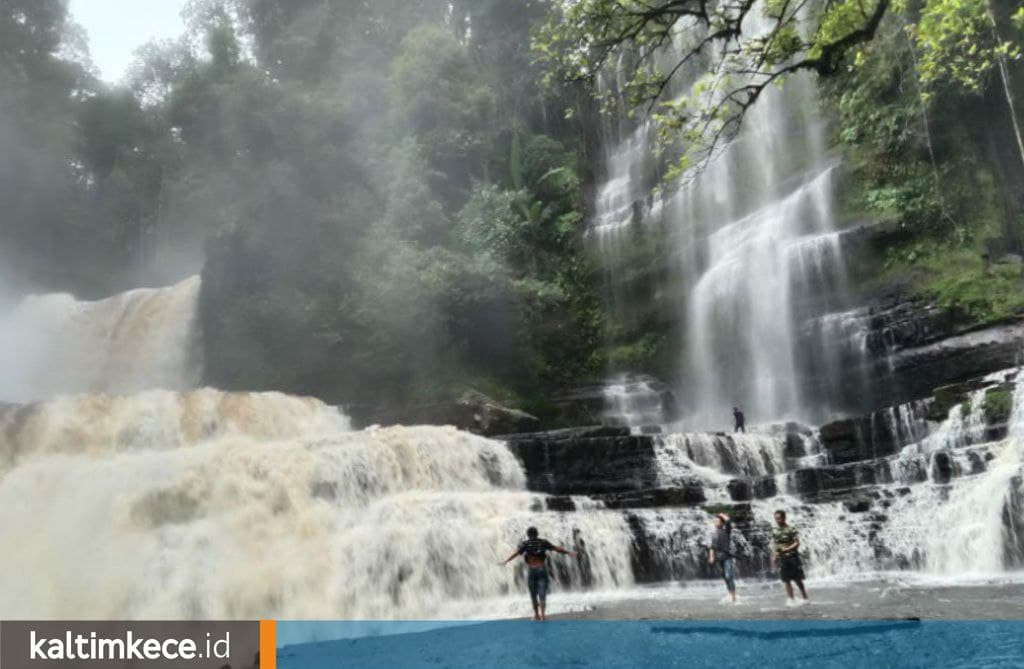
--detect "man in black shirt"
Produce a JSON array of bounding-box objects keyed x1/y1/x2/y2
[
  {"x1": 733, "y1": 407, "x2": 745, "y2": 433},
  {"x1": 708, "y1": 512, "x2": 737, "y2": 603},
  {"x1": 501, "y1": 526, "x2": 576, "y2": 620}
]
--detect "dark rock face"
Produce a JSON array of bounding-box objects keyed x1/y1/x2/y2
[
  {"x1": 451, "y1": 391, "x2": 540, "y2": 436},
  {"x1": 818, "y1": 407, "x2": 919, "y2": 465},
  {"x1": 844, "y1": 497, "x2": 872, "y2": 513},
  {"x1": 595, "y1": 486, "x2": 705, "y2": 509},
  {"x1": 727, "y1": 479, "x2": 752, "y2": 501},
  {"x1": 931, "y1": 452, "x2": 953, "y2": 485},
  {"x1": 504, "y1": 430, "x2": 658, "y2": 494},
  {"x1": 1003, "y1": 476, "x2": 1024, "y2": 569},
  {"x1": 544, "y1": 496, "x2": 576, "y2": 512},
  {"x1": 860, "y1": 315, "x2": 1024, "y2": 412},
  {"x1": 728, "y1": 477, "x2": 778, "y2": 501},
  {"x1": 797, "y1": 281, "x2": 1024, "y2": 418}
]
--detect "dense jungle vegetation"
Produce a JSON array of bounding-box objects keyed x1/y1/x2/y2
[{"x1": 1, "y1": 0, "x2": 1021, "y2": 421}]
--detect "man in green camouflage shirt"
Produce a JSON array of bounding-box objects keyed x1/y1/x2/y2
[{"x1": 772, "y1": 509, "x2": 809, "y2": 606}]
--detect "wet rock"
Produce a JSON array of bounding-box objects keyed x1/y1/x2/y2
[
  {"x1": 868, "y1": 318, "x2": 1024, "y2": 411},
  {"x1": 967, "y1": 451, "x2": 987, "y2": 475},
  {"x1": 752, "y1": 476, "x2": 778, "y2": 499},
  {"x1": 551, "y1": 375, "x2": 678, "y2": 427},
  {"x1": 727, "y1": 479, "x2": 751, "y2": 501},
  {"x1": 505, "y1": 434, "x2": 658, "y2": 494},
  {"x1": 545, "y1": 496, "x2": 576, "y2": 512},
  {"x1": 844, "y1": 498, "x2": 872, "y2": 513},
  {"x1": 928, "y1": 379, "x2": 988, "y2": 420},
  {"x1": 982, "y1": 385, "x2": 1013, "y2": 440},
  {"x1": 454, "y1": 391, "x2": 540, "y2": 435},
  {"x1": 792, "y1": 469, "x2": 820, "y2": 496},
  {"x1": 1003, "y1": 476, "x2": 1024, "y2": 568},
  {"x1": 819, "y1": 413, "x2": 901, "y2": 465},
  {"x1": 784, "y1": 422, "x2": 814, "y2": 458},
  {"x1": 499, "y1": 425, "x2": 631, "y2": 442},
  {"x1": 625, "y1": 514, "x2": 663, "y2": 583},
  {"x1": 702, "y1": 502, "x2": 754, "y2": 526},
  {"x1": 379, "y1": 391, "x2": 540, "y2": 436},
  {"x1": 931, "y1": 451, "x2": 953, "y2": 485},
  {"x1": 596, "y1": 485, "x2": 705, "y2": 509}
]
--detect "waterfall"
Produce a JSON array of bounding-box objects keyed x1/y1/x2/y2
[
  {"x1": 4, "y1": 381, "x2": 1024, "y2": 619},
  {"x1": 0, "y1": 390, "x2": 638, "y2": 619},
  {"x1": 0, "y1": 279, "x2": 1020, "y2": 620},
  {"x1": 912, "y1": 375, "x2": 1024, "y2": 574},
  {"x1": 602, "y1": 374, "x2": 670, "y2": 429},
  {"x1": 656, "y1": 432, "x2": 788, "y2": 483},
  {"x1": 0, "y1": 276, "x2": 202, "y2": 403},
  {"x1": 591, "y1": 11, "x2": 852, "y2": 427}
]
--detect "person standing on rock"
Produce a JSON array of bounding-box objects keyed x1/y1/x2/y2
[
  {"x1": 708, "y1": 512, "x2": 737, "y2": 604},
  {"x1": 771, "y1": 509, "x2": 809, "y2": 606},
  {"x1": 733, "y1": 407, "x2": 746, "y2": 433},
  {"x1": 500, "y1": 526, "x2": 576, "y2": 621}
]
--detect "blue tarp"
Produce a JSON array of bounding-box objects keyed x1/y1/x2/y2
[{"x1": 276, "y1": 620, "x2": 1024, "y2": 668}]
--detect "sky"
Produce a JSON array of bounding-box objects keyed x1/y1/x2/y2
[{"x1": 68, "y1": 0, "x2": 188, "y2": 82}]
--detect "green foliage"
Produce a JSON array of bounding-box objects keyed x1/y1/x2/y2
[
  {"x1": 911, "y1": 0, "x2": 1020, "y2": 99},
  {"x1": 0, "y1": 0, "x2": 605, "y2": 422},
  {"x1": 982, "y1": 387, "x2": 1014, "y2": 425},
  {"x1": 878, "y1": 242, "x2": 1024, "y2": 323},
  {"x1": 187, "y1": 1, "x2": 603, "y2": 419},
  {"x1": 606, "y1": 333, "x2": 667, "y2": 374},
  {"x1": 922, "y1": 253, "x2": 1024, "y2": 323},
  {"x1": 827, "y1": 3, "x2": 1024, "y2": 326},
  {"x1": 534, "y1": 0, "x2": 892, "y2": 176}
]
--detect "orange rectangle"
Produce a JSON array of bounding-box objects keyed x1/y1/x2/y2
[{"x1": 260, "y1": 619, "x2": 277, "y2": 669}]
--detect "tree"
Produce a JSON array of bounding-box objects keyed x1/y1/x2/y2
[
  {"x1": 535, "y1": 0, "x2": 892, "y2": 173},
  {"x1": 534, "y1": 0, "x2": 1021, "y2": 178},
  {"x1": 392, "y1": 24, "x2": 496, "y2": 207}
]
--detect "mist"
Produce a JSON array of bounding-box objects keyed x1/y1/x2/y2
[{"x1": 0, "y1": 0, "x2": 599, "y2": 422}]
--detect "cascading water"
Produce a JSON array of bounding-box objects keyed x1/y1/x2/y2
[
  {"x1": 3, "y1": 370, "x2": 1023, "y2": 618},
  {"x1": 591, "y1": 13, "x2": 858, "y2": 426},
  {"x1": 0, "y1": 391, "x2": 637, "y2": 619},
  {"x1": 602, "y1": 374, "x2": 670, "y2": 429},
  {"x1": 0, "y1": 269, "x2": 1020, "y2": 620},
  {"x1": 0, "y1": 275, "x2": 202, "y2": 402}
]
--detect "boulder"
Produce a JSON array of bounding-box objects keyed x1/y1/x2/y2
[{"x1": 452, "y1": 391, "x2": 540, "y2": 435}]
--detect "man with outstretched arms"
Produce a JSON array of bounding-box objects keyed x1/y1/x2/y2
[{"x1": 501, "y1": 526, "x2": 576, "y2": 621}]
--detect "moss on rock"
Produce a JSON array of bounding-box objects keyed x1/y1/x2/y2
[{"x1": 982, "y1": 387, "x2": 1014, "y2": 427}]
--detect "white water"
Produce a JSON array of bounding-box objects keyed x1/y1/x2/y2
[
  {"x1": 602, "y1": 374, "x2": 668, "y2": 428},
  {"x1": 2, "y1": 374, "x2": 1022, "y2": 620},
  {"x1": 0, "y1": 276, "x2": 201, "y2": 402},
  {"x1": 0, "y1": 272, "x2": 1020, "y2": 621},
  {"x1": 656, "y1": 432, "x2": 787, "y2": 484},
  {"x1": 0, "y1": 390, "x2": 640, "y2": 619},
  {"x1": 591, "y1": 10, "x2": 851, "y2": 426},
  {"x1": 633, "y1": 370, "x2": 1024, "y2": 582}
]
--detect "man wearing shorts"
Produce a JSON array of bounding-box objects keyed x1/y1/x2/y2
[
  {"x1": 501, "y1": 526, "x2": 576, "y2": 620},
  {"x1": 771, "y1": 509, "x2": 809, "y2": 606}
]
